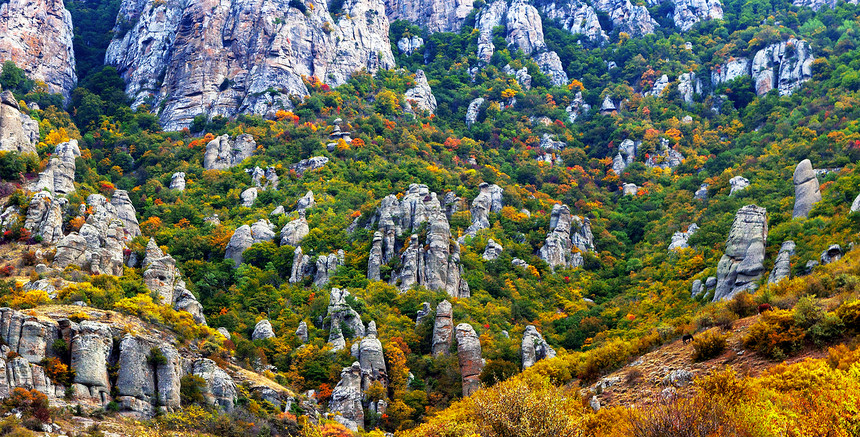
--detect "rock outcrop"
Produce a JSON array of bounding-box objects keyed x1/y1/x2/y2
[
  {"x1": 713, "y1": 205, "x2": 768, "y2": 301},
  {"x1": 671, "y1": 0, "x2": 723, "y2": 32},
  {"x1": 313, "y1": 250, "x2": 344, "y2": 288},
  {"x1": 203, "y1": 134, "x2": 256, "y2": 170},
  {"x1": 538, "y1": 0, "x2": 606, "y2": 42},
  {"x1": 240, "y1": 188, "x2": 258, "y2": 208},
  {"x1": 0, "y1": 91, "x2": 39, "y2": 156},
  {"x1": 169, "y1": 172, "x2": 186, "y2": 191},
  {"x1": 143, "y1": 239, "x2": 207, "y2": 325},
  {"x1": 593, "y1": 0, "x2": 656, "y2": 37},
  {"x1": 107, "y1": 0, "x2": 396, "y2": 130},
  {"x1": 54, "y1": 192, "x2": 140, "y2": 276},
  {"x1": 0, "y1": 0, "x2": 76, "y2": 99},
  {"x1": 326, "y1": 289, "x2": 365, "y2": 342},
  {"x1": 768, "y1": 240, "x2": 795, "y2": 284},
  {"x1": 821, "y1": 244, "x2": 843, "y2": 265},
  {"x1": 623, "y1": 183, "x2": 638, "y2": 196},
  {"x1": 280, "y1": 215, "x2": 310, "y2": 247},
  {"x1": 792, "y1": 159, "x2": 821, "y2": 219},
  {"x1": 538, "y1": 204, "x2": 594, "y2": 271},
  {"x1": 482, "y1": 239, "x2": 503, "y2": 260},
  {"x1": 367, "y1": 184, "x2": 470, "y2": 297},
  {"x1": 187, "y1": 358, "x2": 238, "y2": 412},
  {"x1": 751, "y1": 38, "x2": 814, "y2": 96},
  {"x1": 793, "y1": 0, "x2": 858, "y2": 9},
  {"x1": 455, "y1": 323, "x2": 483, "y2": 397},
  {"x1": 566, "y1": 91, "x2": 591, "y2": 123},
  {"x1": 729, "y1": 176, "x2": 750, "y2": 195},
  {"x1": 290, "y1": 157, "x2": 329, "y2": 177},
  {"x1": 521, "y1": 325, "x2": 556, "y2": 369},
  {"x1": 224, "y1": 220, "x2": 275, "y2": 266},
  {"x1": 711, "y1": 57, "x2": 751, "y2": 87},
  {"x1": 252, "y1": 320, "x2": 276, "y2": 340},
  {"x1": 296, "y1": 191, "x2": 316, "y2": 212},
  {"x1": 463, "y1": 183, "x2": 503, "y2": 239},
  {"x1": 385, "y1": 0, "x2": 474, "y2": 33},
  {"x1": 852, "y1": 193, "x2": 860, "y2": 213},
  {"x1": 431, "y1": 300, "x2": 453, "y2": 357},
  {"x1": 295, "y1": 321, "x2": 308, "y2": 344},
  {"x1": 644, "y1": 141, "x2": 685, "y2": 170},
  {"x1": 668, "y1": 224, "x2": 698, "y2": 251},
  {"x1": 329, "y1": 362, "x2": 364, "y2": 431},
  {"x1": 23, "y1": 192, "x2": 66, "y2": 244},
  {"x1": 397, "y1": 35, "x2": 424, "y2": 55},
  {"x1": 404, "y1": 70, "x2": 437, "y2": 115},
  {"x1": 466, "y1": 97, "x2": 484, "y2": 127},
  {"x1": 611, "y1": 139, "x2": 637, "y2": 175}
]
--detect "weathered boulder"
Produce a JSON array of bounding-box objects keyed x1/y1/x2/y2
[
  {"x1": 464, "y1": 183, "x2": 504, "y2": 238},
  {"x1": 852, "y1": 193, "x2": 860, "y2": 213},
  {"x1": 280, "y1": 215, "x2": 310, "y2": 247},
  {"x1": 729, "y1": 176, "x2": 750, "y2": 195},
  {"x1": 482, "y1": 239, "x2": 504, "y2": 261},
  {"x1": 290, "y1": 157, "x2": 329, "y2": 177},
  {"x1": 466, "y1": 98, "x2": 484, "y2": 127},
  {"x1": 768, "y1": 240, "x2": 795, "y2": 284},
  {"x1": 677, "y1": 72, "x2": 703, "y2": 105},
  {"x1": 565, "y1": 91, "x2": 591, "y2": 123},
  {"x1": 329, "y1": 362, "x2": 363, "y2": 431},
  {"x1": 53, "y1": 194, "x2": 133, "y2": 276},
  {"x1": 224, "y1": 220, "x2": 275, "y2": 266},
  {"x1": 713, "y1": 205, "x2": 768, "y2": 301},
  {"x1": 623, "y1": 183, "x2": 638, "y2": 196},
  {"x1": 188, "y1": 358, "x2": 238, "y2": 412},
  {"x1": 663, "y1": 368, "x2": 694, "y2": 387},
  {"x1": 668, "y1": 223, "x2": 699, "y2": 251},
  {"x1": 71, "y1": 321, "x2": 113, "y2": 403},
  {"x1": 456, "y1": 323, "x2": 484, "y2": 397},
  {"x1": 431, "y1": 300, "x2": 454, "y2": 357},
  {"x1": 645, "y1": 141, "x2": 685, "y2": 170},
  {"x1": 0, "y1": 0, "x2": 76, "y2": 99},
  {"x1": 612, "y1": 139, "x2": 637, "y2": 175},
  {"x1": 416, "y1": 302, "x2": 432, "y2": 325},
  {"x1": 504, "y1": 64, "x2": 532, "y2": 90},
  {"x1": 397, "y1": 35, "x2": 424, "y2": 55},
  {"x1": 240, "y1": 187, "x2": 258, "y2": 208},
  {"x1": 711, "y1": 57, "x2": 751, "y2": 87},
  {"x1": 295, "y1": 321, "x2": 308, "y2": 344},
  {"x1": 289, "y1": 246, "x2": 311, "y2": 284},
  {"x1": 23, "y1": 192, "x2": 66, "y2": 244},
  {"x1": 296, "y1": 191, "x2": 316, "y2": 212},
  {"x1": 314, "y1": 250, "x2": 344, "y2": 288},
  {"x1": 169, "y1": 172, "x2": 186, "y2": 191},
  {"x1": 0, "y1": 91, "x2": 37, "y2": 155},
  {"x1": 217, "y1": 328, "x2": 231, "y2": 340},
  {"x1": 252, "y1": 320, "x2": 276, "y2": 341},
  {"x1": 404, "y1": 70, "x2": 437, "y2": 115},
  {"x1": 695, "y1": 183, "x2": 709, "y2": 200},
  {"x1": 691, "y1": 279, "x2": 704, "y2": 297},
  {"x1": 521, "y1": 325, "x2": 556, "y2": 369},
  {"x1": 821, "y1": 244, "x2": 843, "y2": 265},
  {"x1": 203, "y1": 134, "x2": 256, "y2": 170},
  {"x1": 792, "y1": 159, "x2": 821, "y2": 219}
]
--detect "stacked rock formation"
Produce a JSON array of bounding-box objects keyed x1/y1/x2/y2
[
  {"x1": 290, "y1": 248, "x2": 344, "y2": 287},
  {"x1": 107, "y1": 0, "x2": 395, "y2": 130},
  {"x1": 668, "y1": 224, "x2": 699, "y2": 251},
  {"x1": 280, "y1": 214, "x2": 310, "y2": 247},
  {"x1": 538, "y1": 204, "x2": 595, "y2": 271},
  {"x1": 169, "y1": 172, "x2": 186, "y2": 191},
  {"x1": 325, "y1": 289, "x2": 365, "y2": 346},
  {"x1": 792, "y1": 159, "x2": 821, "y2": 219},
  {"x1": 521, "y1": 325, "x2": 556, "y2": 369},
  {"x1": 431, "y1": 300, "x2": 454, "y2": 356},
  {"x1": 463, "y1": 183, "x2": 504, "y2": 240},
  {"x1": 366, "y1": 184, "x2": 470, "y2": 298},
  {"x1": 712, "y1": 205, "x2": 768, "y2": 301},
  {"x1": 142, "y1": 239, "x2": 207, "y2": 325},
  {"x1": 404, "y1": 70, "x2": 437, "y2": 115},
  {"x1": 330, "y1": 321, "x2": 388, "y2": 431},
  {"x1": 224, "y1": 220, "x2": 275, "y2": 266}
]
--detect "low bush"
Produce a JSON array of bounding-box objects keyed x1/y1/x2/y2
[{"x1": 691, "y1": 329, "x2": 727, "y2": 362}]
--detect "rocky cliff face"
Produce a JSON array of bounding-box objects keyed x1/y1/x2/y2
[
  {"x1": 751, "y1": 38, "x2": 814, "y2": 96},
  {"x1": 713, "y1": 205, "x2": 768, "y2": 301},
  {"x1": 0, "y1": 0, "x2": 76, "y2": 99},
  {"x1": 0, "y1": 306, "x2": 287, "y2": 418},
  {"x1": 671, "y1": 0, "x2": 723, "y2": 32},
  {"x1": 107, "y1": 0, "x2": 396, "y2": 131},
  {"x1": 539, "y1": 0, "x2": 606, "y2": 42},
  {"x1": 385, "y1": 0, "x2": 474, "y2": 33},
  {"x1": 593, "y1": 0, "x2": 656, "y2": 37}
]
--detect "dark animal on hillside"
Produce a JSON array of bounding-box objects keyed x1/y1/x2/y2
[
  {"x1": 758, "y1": 303, "x2": 773, "y2": 314},
  {"x1": 682, "y1": 334, "x2": 694, "y2": 344}
]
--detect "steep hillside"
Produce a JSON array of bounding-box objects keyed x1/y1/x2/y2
[{"x1": 0, "y1": 0, "x2": 857, "y2": 435}]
